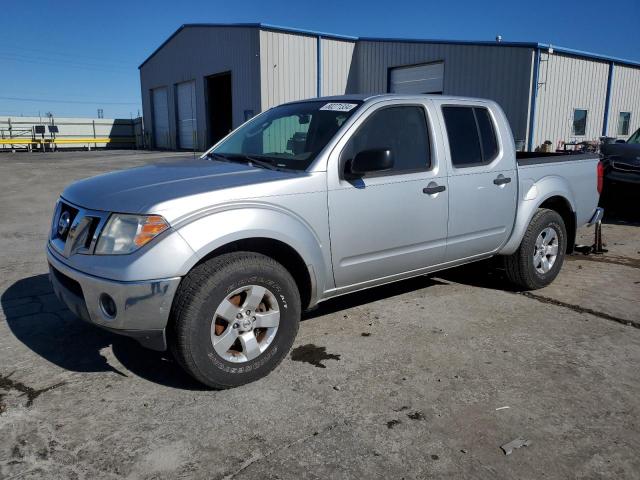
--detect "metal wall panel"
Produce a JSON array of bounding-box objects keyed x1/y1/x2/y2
[
  {"x1": 140, "y1": 26, "x2": 261, "y2": 151},
  {"x1": 321, "y1": 38, "x2": 356, "y2": 96},
  {"x1": 176, "y1": 80, "x2": 197, "y2": 149},
  {"x1": 533, "y1": 52, "x2": 609, "y2": 149},
  {"x1": 353, "y1": 41, "x2": 534, "y2": 145},
  {"x1": 152, "y1": 87, "x2": 170, "y2": 149},
  {"x1": 259, "y1": 30, "x2": 317, "y2": 110},
  {"x1": 607, "y1": 64, "x2": 640, "y2": 139}
]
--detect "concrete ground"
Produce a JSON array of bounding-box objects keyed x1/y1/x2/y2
[{"x1": 0, "y1": 150, "x2": 639, "y2": 479}]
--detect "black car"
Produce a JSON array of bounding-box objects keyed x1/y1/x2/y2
[{"x1": 601, "y1": 127, "x2": 640, "y2": 188}]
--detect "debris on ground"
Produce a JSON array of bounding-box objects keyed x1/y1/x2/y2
[
  {"x1": 501, "y1": 438, "x2": 532, "y2": 455},
  {"x1": 386, "y1": 419, "x2": 401, "y2": 429},
  {"x1": 407, "y1": 411, "x2": 425, "y2": 421},
  {"x1": 495, "y1": 406, "x2": 510, "y2": 411}
]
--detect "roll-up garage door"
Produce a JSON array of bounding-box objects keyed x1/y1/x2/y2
[
  {"x1": 176, "y1": 80, "x2": 197, "y2": 149},
  {"x1": 389, "y1": 62, "x2": 444, "y2": 94},
  {"x1": 152, "y1": 87, "x2": 169, "y2": 149}
]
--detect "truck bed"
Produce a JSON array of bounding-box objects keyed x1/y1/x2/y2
[{"x1": 516, "y1": 152, "x2": 600, "y2": 166}]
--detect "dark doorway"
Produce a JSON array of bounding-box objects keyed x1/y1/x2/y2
[{"x1": 206, "y1": 72, "x2": 232, "y2": 145}]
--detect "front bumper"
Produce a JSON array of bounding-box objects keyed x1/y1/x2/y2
[{"x1": 47, "y1": 246, "x2": 181, "y2": 351}]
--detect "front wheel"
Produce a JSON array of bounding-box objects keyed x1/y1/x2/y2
[
  {"x1": 504, "y1": 208, "x2": 567, "y2": 290},
  {"x1": 169, "y1": 252, "x2": 301, "y2": 389}
]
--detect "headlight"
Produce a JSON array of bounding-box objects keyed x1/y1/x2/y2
[{"x1": 95, "y1": 214, "x2": 169, "y2": 255}]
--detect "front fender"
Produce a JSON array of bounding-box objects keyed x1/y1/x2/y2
[
  {"x1": 499, "y1": 175, "x2": 576, "y2": 255},
  {"x1": 175, "y1": 202, "x2": 330, "y2": 302}
]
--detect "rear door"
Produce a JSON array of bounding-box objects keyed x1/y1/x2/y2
[
  {"x1": 176, "y1": 81, "x2": 197, "y2": 150},
  {"x1": 152, "y1": 87, "x2": 170, "y2": 149},
  {"x1": 327, "y1": 100, "x2": 449, "y2": 288},
  {"x1": 437, "y1": 102, "x2": 517, "y2": 261}
]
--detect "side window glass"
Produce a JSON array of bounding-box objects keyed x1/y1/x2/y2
[
  {"x1": 344, "y1": 106, "x2": 431, "y2": 174},
  {"x1": 442, "y1": 106, "x2": 482, "y2": 167},
  {"x1": 474, "y1": 107, "x2": 499, "y2": 161}
]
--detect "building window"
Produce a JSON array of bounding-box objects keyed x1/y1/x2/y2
[
  {"x1": 572, "y1": 109, "x2": 588, "y2": 136},
  {"x1": 618, "y1": 112, "x2": 631, "y2": 136}
]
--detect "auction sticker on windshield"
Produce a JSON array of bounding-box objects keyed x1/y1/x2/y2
[{"x1": 320, "y1": 103, "x2": 358, "y2": 112}]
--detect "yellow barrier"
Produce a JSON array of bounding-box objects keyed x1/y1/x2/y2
[
  {"x1": 0, "y1": 137, "x2": 135, "y2": 145},
  {"x1": 0, "y1": 139, "x2": 33, "y2": 144}
]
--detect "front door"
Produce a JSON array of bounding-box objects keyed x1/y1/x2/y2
[{"x1": 328, "y1": 103, "x2": 449, "y2": 288}]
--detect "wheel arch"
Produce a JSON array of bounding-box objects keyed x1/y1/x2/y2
[
  {"x1": 500, "y1": 175, "x2": 577, "y2": 255},
  {"x1": 192, "y1": 237, "x2": 315, "y2": 310},
  {"x1": 538, "y1": 195, "x2": 576, "y2": 253},
  {"x1": 174, "y1": 206, "x2": 329, "y2": 310}
]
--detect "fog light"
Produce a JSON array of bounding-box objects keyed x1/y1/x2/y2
[{"x1": 99, "y1": 293, "x2": 117, "y2": 318}]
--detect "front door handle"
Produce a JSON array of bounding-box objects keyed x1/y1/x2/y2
[
  {"x1": 493, "y1": 175, "x2": 512, "y2": 186},
  {"x1": 423, "y1": 184, "x2": 446, "y2": 195}
]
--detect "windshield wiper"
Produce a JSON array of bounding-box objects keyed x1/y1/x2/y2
[
  {"x1": 241, "y1": 154, "x2": 280, "y2": 171},
  {"x1": 208, "y1": 152, "x2": 279, "y2": 171},
  {"x1": 206, "y1": 152, "x2": 231, "y2": 162}
]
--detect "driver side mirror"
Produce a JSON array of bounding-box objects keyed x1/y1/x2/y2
[{"x1": 348, "y1": 149, "x2": 393, "y2": 176}]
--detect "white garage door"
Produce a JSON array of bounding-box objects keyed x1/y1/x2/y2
[
  {"x1": 176, "y1": 80, "x2": 197, "y2": 149},
  {"x1": 152, "y1": 87, "x2": 169, "y2": 149},
  {"x1": 389, "y1": 62, "x2": 444, "y2": 94}
]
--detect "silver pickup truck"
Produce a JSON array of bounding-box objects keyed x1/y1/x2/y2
[{"x1": 47, "y1": 94, "x2": 603, "y2": 388}]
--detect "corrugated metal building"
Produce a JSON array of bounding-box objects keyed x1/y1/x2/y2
[{"x1": 139, "y1": 23, "x2": 640, "y2": 152}]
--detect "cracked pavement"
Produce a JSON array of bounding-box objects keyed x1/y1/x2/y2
[{"x1": 1, "y1": 151, "x2": 639, "y2": 479}]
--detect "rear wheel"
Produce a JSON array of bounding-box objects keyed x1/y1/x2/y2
[
  {"x1": 170, "y1": 252, "x2": 301, "y2": 389},
  {"x1": 504, "y1": 208, "x2": 567, "y2": 290}
]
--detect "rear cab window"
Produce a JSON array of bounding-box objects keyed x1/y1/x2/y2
[{"x1": 442, "y1": 106, "x2": 499, "y2": 168}]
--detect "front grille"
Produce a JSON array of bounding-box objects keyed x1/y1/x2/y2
[
  {"x1": 612, "y1": 160, "x2": 640, "y2": 173},
  {"x1": 84, "y1": 217, "x2": 101, "y2": 249},
  {"x1": 49, "y1": 199, "x2": 109, "y2": 257},
  {"x1": 55, "y1": 202, "x2": 79, "y2": 242}
]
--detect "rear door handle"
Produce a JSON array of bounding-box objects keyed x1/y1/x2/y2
[
  {"x1": 423, "y1": 184, "x2": 446, "y2": 195},
  {"x1": 493, "y1": 176, "x2": 512, "y2": 186}
]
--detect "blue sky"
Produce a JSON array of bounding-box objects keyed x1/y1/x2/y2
[{"x1": 1, "y1": 0, "x2": 638, "y2": 118}]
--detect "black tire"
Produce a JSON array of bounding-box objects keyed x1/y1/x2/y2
[
  {"x1": 169, "y1": 252, "x2": 301, "y2": 389},
  {"x1": 504, "y1": 208, "x2": 567, "y2": 290}
]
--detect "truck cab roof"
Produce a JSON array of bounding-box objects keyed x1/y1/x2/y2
[{"x1": 282, "y1": 93, "x2": 498, "y2": 106}]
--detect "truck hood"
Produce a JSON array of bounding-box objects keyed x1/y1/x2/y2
[{"x1": 62, "y1": 158, "x2": 302, "y2": 219}]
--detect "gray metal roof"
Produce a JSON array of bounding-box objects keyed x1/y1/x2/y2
[{"x1": 139, "y1": 23, "x2": 640, "y2": 69}]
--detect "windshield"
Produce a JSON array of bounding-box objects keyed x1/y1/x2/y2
[
  {"x1": 210, "y1": 100, "x2": 362, "y2": 171},
  {"x1": 627, "y1": 128, "x2": 640, "y2": 144}
]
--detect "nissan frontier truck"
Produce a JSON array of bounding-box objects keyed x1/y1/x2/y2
[{"x1": 48, "y1": 95, "x2": 604, "y2": 388}]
